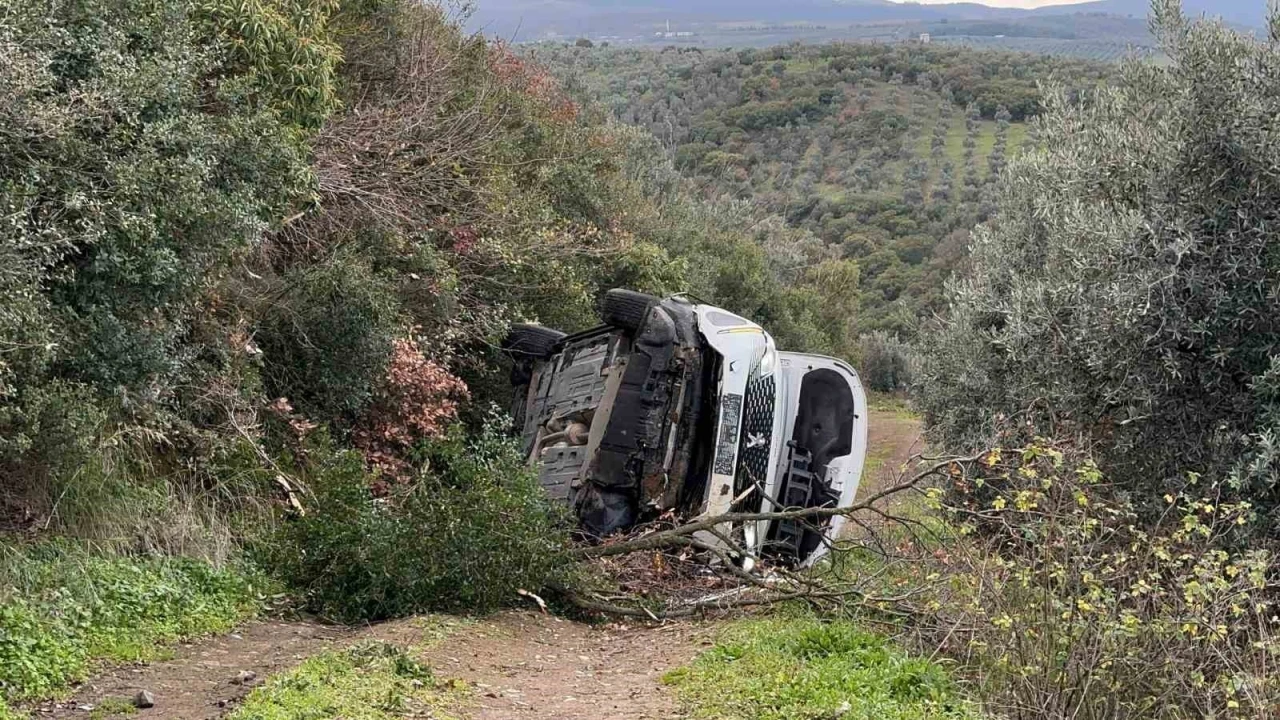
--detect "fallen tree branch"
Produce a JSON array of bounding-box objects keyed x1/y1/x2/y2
[
  {"x1": 557, "y1": 454, "x2": 985, "y2": 620},
  {"x1": 575, "y1": 455, "x2": 980, "y2": 560}
]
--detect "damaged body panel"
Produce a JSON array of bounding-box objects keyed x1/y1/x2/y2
[{"x1": 504, "y1": 291, "x2": 868, "y2": 566}]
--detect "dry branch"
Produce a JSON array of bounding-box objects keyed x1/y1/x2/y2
[
  {"x1": 574, "y1": 455, "x2": 977, "y2": 560},
  {"x1": 562, "y1": 454, "x2": 983, "y2": 620}
]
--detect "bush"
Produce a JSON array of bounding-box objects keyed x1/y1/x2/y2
[
  {"x1": 0, "y1": 541, "x2": 264, "y2": 702},
  {"x1": 859, "y1": 331, "x2": 915, "y2": 393},
  {"x1": 353, "y1": 336, "x2": 470, "y2": 481},
  {"x1": 260, "y1": 418, "x2": 571, "y2": 621},
  {"x1": 0, "y1": 0, "x2": 333, "y2": 512},
  {"x1": 0, "y1": 0, "x2": 325, "y2": 395},
  {"x1": 916, "y1": 3, "x2": 1280, "y2": 511},
  {"x1": 257, "y1": 254, "x2": 404, "y2": 426},
  {"x1": 927, "y1": 439, "x2": 1280, "y2": 719}
]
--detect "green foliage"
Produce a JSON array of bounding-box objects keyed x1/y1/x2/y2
[
  {"x1": 259, "y1": 419, "x2": 571, "y2": 621},
  {"x1": 199, "y1": 0, "x2": 343, "y2": 129},
  {"x1": 860, "y1": 331, "x2": 915, "y2": 393},
  {"x1": 0, "y1": 0, "x2": 331, "y2": 506},
  {"x1": 257, "y1": 253, "x2": 403, "y2": 425},
  {"x1": 227, "y1": 641, "x2": 466, "y2": 720},
  {"x1": 663, "y1": 616, "x2": 976, "y2": 720},
  {"x1": 0, "y1": 541, "x2": 264, "y2": 702},
  {"x1": 916, "y1": 4, "x2": 1280, "y2": 512},
  {"x1": 0, "y1": 381, "x2": 106, "y2": 491},
  {"x1": 929, "y1": 439, "x2": 1280, "y2": 718},
  {"x1": 537, "y1": 42, "x2": 1109, "y2": 336}
]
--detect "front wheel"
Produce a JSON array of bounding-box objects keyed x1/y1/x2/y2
[{"x1": 600, "y1": 289, "x2": 658, "y2": 332}]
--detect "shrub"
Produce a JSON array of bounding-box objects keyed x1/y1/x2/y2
[
  {"x1": 257, "y1": 254, "x2": 403, "y2": 426},
  {"x1": 260, "y1": 418, "x2": 571, "y2": 621},
  {"x1": 916, "y1": 3, "x2": 1280, "y2": 511},
  {"x1": 353, "y1": 336, "x2": 470, "y2": 482},
  {"x1": 927, "y1": 439, "x2": 1280, "y2": 719},
  {"x1": 0, "y1": 381, "x2": 106, "y2": 496},
  {"x1": 0, "y1": 0, "x2": 332, "y2": 506},
  {"x1": 859, "y1": 331, "x2": 915, "y2": 393},
  {"x1": 0, "y1": 0, "x2": 324, "y2": 395}
]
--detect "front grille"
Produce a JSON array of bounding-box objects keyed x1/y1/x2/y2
[{"x1": 736, "y1": 374, "x2": 776, "y2": 492}]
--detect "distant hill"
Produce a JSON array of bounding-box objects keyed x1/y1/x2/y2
[
  {"x1": 1056, "y1": 0, "x2": 1265, "y2": 26},
  {"x1": 535, "y1": 41, "x2": 1113, "y2": 332},
  {"x1": 469, "y1": 0, "x2": 1265, "y2": 54}
]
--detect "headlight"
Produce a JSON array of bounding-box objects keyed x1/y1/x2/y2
[{"x1": 757, "y1": 338, "x2": 778, "y2": 377}]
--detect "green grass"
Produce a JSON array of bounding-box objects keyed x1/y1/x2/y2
[
  {"x1": 942, "y1": 116, "x2": 969, "y2": 165},
  {"x1": 1006, "y1": 123, "x2": 1029, "y2": 154},
  {"x1": 866, "y1": 391, "x2": 916, "y2": 417},
  {"x1": 0, "y1": 540, "x2": 267, "y2": 706},
  {"x1": 662, "y1": 616, "x2": 978, "y2": 720},
  {"x1": 88, "y1": 697, "x2": 136, "y2": 720},
  {"x1": 227, "y1": 642, "x2": 468, "y2": 720},
  {"x1": 972, "y1": 124, "x2": 999, "y2": 171}
]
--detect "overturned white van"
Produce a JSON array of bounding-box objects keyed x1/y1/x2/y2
[{"x1": 503, "y1": 290, "x2": 868, "y2": 566}]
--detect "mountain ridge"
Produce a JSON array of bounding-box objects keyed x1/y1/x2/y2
[{"x1": 469, "y1": 0, "x2": 1265, "y2": 41}]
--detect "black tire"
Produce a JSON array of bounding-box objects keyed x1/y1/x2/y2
[
  {"x1": 601, "y1": 289, "x2": 658, "y2": 332},
  {"x1": 502, "y1": 323, "x2": 566, "y2": 359}
]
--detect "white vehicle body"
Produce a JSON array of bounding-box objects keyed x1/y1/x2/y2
[
  {"x1": 505, "y1": 291, "x2": 869, "y2": 565},
  {"x1": 690, "y1": 304, "x2": 868, "y2": 565}
]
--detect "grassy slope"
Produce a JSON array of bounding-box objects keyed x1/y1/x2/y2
[{"x1": 0, "y1": 541, "x2": 267, "y2": 714}]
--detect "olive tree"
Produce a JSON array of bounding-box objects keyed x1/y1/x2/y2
[{"x1": 917, "y1": 1, "x2": 1280, "y2": 512}]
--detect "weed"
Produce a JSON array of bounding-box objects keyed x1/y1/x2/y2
[
  {"x1": 88, "y1": 697, "x2": 136, "y2": 719},
  {"x1": 228, "y1": 642, "x2": 467, "y2": 720},
  {"x1": 663, "y1": 616, "x2": 977, "y2": 720},
  {"x1": 0, "y1": 696, "x2": 23, "y2": 720}
]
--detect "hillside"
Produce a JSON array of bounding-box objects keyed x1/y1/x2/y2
[{"x1": 537, "y1": 42, "x2": 1111, "y2": 333}]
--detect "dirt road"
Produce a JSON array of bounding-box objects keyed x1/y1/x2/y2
[
  {"x1": 35, "y1": 613, "x2": 704, "y2": 720},
  {"x1": 33, "y1": 408, "x2": 921, "y2": 720}
]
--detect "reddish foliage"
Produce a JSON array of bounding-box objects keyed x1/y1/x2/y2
[
  {"x1": 489, "y1": 41, "x2": 579, "y2": 124},
  {"x1": 265, "y1": 396, "x2": 320, "y2": 439},
  {"x1": 449, "y1": 224, "x2": 479, "y2": 254},
  {"x1": 354, "y1": 336, "x2": 470, "y2": 482}
]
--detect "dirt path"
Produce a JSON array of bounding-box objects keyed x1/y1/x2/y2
[
  {"x1": 38, "y1": 619, "x2": 356, "y2": 719},
  {"x1": 33, "y1": 613, "x2": 703, "y2": 720},
  {"x1": 425, "y1": 612, "x2": 706, "y2": 720},
  {"x1": 858, "y1": 407, "x2": 925, "y2": 500},
  {"x1": 32, "y1": 409, "x2": 913, "y2": 720}
]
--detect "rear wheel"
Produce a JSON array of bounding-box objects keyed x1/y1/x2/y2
[
  {"x1": 502, "y1": 323, "x2": 566, "y2": 359},
  {"x1": 600, "y1": 289, "x2": 658, "y2": 332}
]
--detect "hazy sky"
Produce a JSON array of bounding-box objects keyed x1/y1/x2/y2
[{"x1": 886, "y1": 0, "x2": 1098, "y2": 7}]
